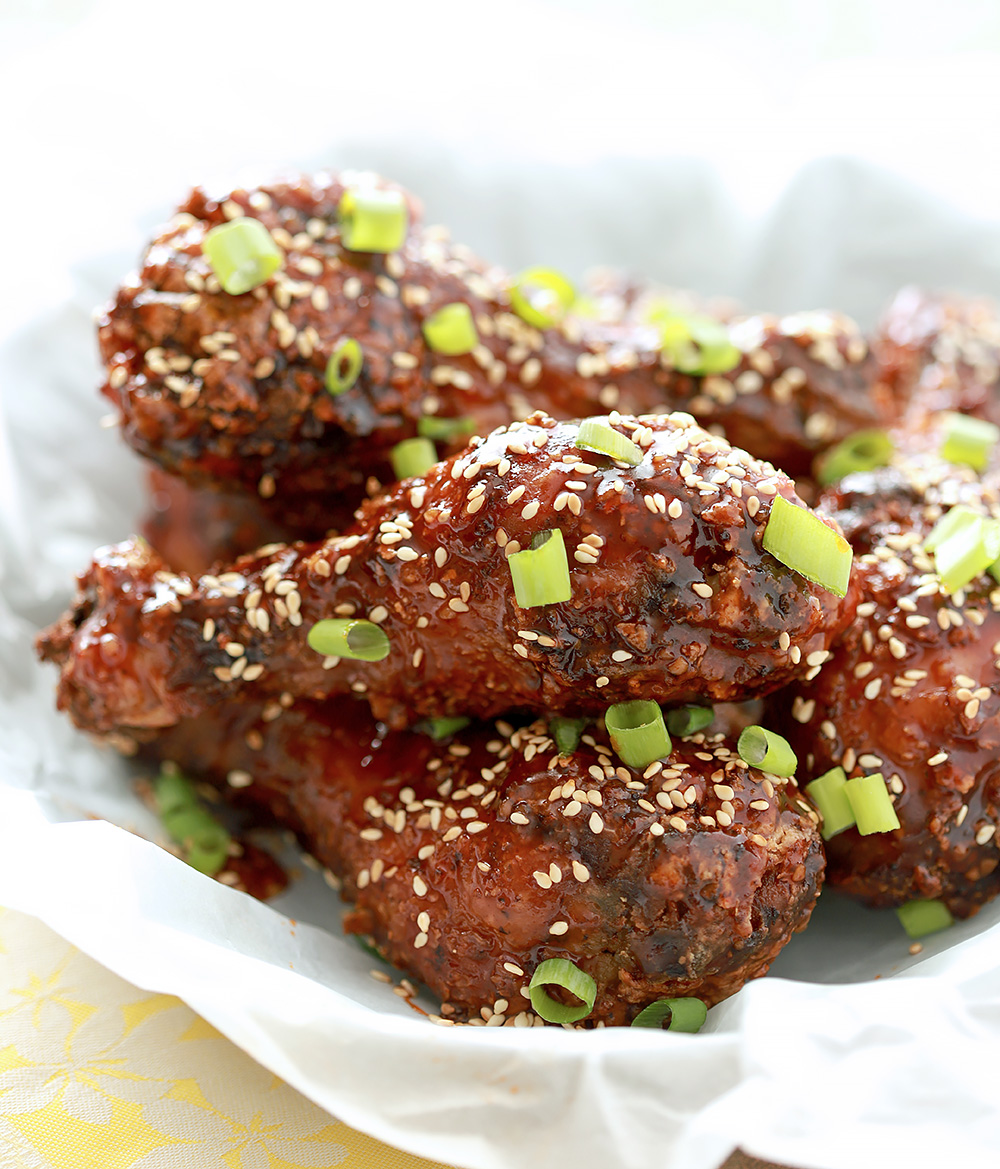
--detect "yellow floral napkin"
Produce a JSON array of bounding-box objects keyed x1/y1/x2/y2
[{"x1": 0, "y1": 906, "x2": 451, "y2": 1169}]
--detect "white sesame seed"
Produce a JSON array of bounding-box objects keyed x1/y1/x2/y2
[{"x1": 549, "y1": 921, "x2": 569, "y2": 936}]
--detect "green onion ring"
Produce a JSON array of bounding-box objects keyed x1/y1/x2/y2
[
  {"x1": 843, "y1": 773, "x2": 900, "y2": 835},
  {"x1": 550, "y1": 717, "x2": 586, "y2": 755},
  {"x1": 424, "y1": 716, "x2": 471, "y2": 741},
  {"x1": 326, "y1": 338, "x2": 364, "y2": 396},
  {"x1": 815, "y1": 429, "x2": 894, "y2": 486},
  {"x1": 924, "y1": 505, "x2": 981, "y2": 553},
  {"x1": 509, "y1": 267, "x2": 575, "y2": 330},
  {"x1": 202, "y1": 218, "x2": 283, "y2": 295},
  {"x1": 422, "y1": 302, "x2": 479, "y2": 356},
  {"x1": 155, "y1": 771, "x2": 232, "y2": 878},
  {"x1": 939, "y1": 412, "x2": 999, "y2": 473},
  {"x1": 660, "y1": 313, "x2": 740, "y2": 377},
  {"x1": 508, "y1": 530, "x2": 572, "y2": 608},
  {"x1": 417, "y1": 414, "x2": 476, "y2": 442},
  {"x1": 574, "y1": 419, "x2": 643, "y2": 466},
  {"x1": 762, "y1": 494, "x2": 853, "y2": 598},
  {"x1": 737, "y1": 725, "x2": 797, "y2": 777},
  {"x1": 804, "y1": 766, "x2": 855, "y2": 840},
  {"x1": 665, "y1": 705, "x2": 714, "y2": 737},
  {"x1": 528, "y1": 958, "x2": 597, "y2": 1024},
  {"x1": 605, "y1": 701, "x2": 672, "y2": 770},
  {"x1": 933, "y1": 514, "x2": 1000, "y2": 593},
  {"x1": 307, "y1": 618, "x2": 390, "y2": 662},
  {"x1": 154, "y1": 770, "x2": 199, "y2": 818},
  {"x1": 390, "y1": 437, "x2": 437, "y2": 480},
  {"x1": 630, "y1": 997, "x2": 708, "y2": 1032},
  {"x1": 896, "y1": 899, "x2": 954, "y2": 939},
  {"x1": 338, "y1": 187, "x2": 408, "y2": 253}
]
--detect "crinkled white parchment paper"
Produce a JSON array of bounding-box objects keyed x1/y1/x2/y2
[{"x1": 2, "y1": 155, "x2": 1000, "y2": 1169}]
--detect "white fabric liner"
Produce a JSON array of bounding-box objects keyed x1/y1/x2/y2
[{"x1": 2, "y1": 155, "x2": 1000, "y2": 1169}]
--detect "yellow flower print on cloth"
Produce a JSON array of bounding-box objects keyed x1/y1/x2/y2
[{"x1": 0, "y1": 908, "x2": 449, "y2": 1169}]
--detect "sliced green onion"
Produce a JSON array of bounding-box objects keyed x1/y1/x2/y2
[
  {"x1": 762, "y1": 494, "x2": 853, "y2": 598},
  {"x1": 509, "y1": 267, "x2": 575, "y2": 330},
  {"x1": 844, "y1": 773, "x2": 900, "y2": 836},
  {"x1": 630, "y1": 997, "x2": 708, "y2": 1032},
  {"x1": 508, "y1": 530, "x2": 571, "y2": 608},
  {"x1": 417, "y1": 414, "x2": 475, "y2": 442},
  {"x1": 325, "y1": 338, "x2": 364, "y2": 395},
  {"x1": 528, "y1": 958, "x2": 597, "y2": 1024},
  {"x1": 815, "y1": 429, "x2": 894, "y2": 486},
  {"x1": 391, "y1": 437, "x2": 437, "y2": 480},
  {"x1": 923, "y1": 505, "x2": 980, "y2": 552},
  {"x1": 804, "y1": 766, "x2": 856, "y2": 840},
  {"x1": 422, "y1": 302, "x2": 478, "y2": 356},
  {"x1": 660, "y1": 313, "x2": 740, "y2": 376},
  {"x1": 605, "y1": 701, "x2": 672, "y2": 769},
  {"x1": 665, "y1": 705, "x2": 714, "y2": 737},
  {"x1": 338, "y1": 187, "x2": 408, "y2": 253},
  {"x1": 425, "y1": 716, "x2": 471, "y2": 741},
  {"x1": 550, "y1": 716, "x2": 586, "y2": 755},
  {"x1": 186, "y1": 839, "x2": 233, "y2": 877},
  {"x1": 154, "y1": 770, "x2": 198, "y2": 818},
  {"x1": 202, "y1": 218, "x2": 283, "y2": 295},
  {"x1": 934, "y1": 515, "x2": 1000, "y2": 593},
  {"x1": 896, "y1": 899, "x2": 954, "y2": 939},
  {"x1": 307, "y1": 618, "x2": 390, "y2": 662},
  {"x1": 574, "y1": 419, "x2": 643, "y2": 466},
  {"x1": 159, "y1": 802, "x2": 231, "y2": 877},
  {"x1": 569, "y1": 294, "x2": 600, "y2": 319},
  {"x1": 939, "y1": 412, "x2": 999, "y2": 472},
  {"x1": 737, "y1": 725, "x2": 797, "y2": 777}
]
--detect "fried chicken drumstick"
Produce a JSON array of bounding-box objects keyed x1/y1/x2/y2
[
  {"x1": 38, "y1": 412, "x2": 855, "y2": 737},
  {"x1": 770, "y1": 452, "x2": 1000, "y2": 916},
  {"x1": 99, "y1": 171, "x2": 896, "y2": 522},
  {"x1": 144, "y1": 700, "x2": 824, "y2": 1025}
]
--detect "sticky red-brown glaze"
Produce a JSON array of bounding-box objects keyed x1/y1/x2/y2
[
  {"x1": 142, "y1": 702, "x2": 823, "y2": 1025},
  {"x1": 37, "y1": 413, "x2": 855, "y2": 735},
  {"x1": 769, "y1": 456, "x2": 1000, "y2": 916},
  {"x1": 98, "y1": 172, "x2": 894, "y2": 514}
]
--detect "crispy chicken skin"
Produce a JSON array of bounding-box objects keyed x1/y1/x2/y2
[
  {"x1": 143, "y1": 701, "x2": 824, "y2": 1025},
  {"x1": 98, "y1": 172, "x2": 895, "y2": 515},
  {"x1": 770, "y1": 455, "x2": 1000, "y2": 916},
  {"x1": 37, "y1": 412, "x2": 856, "y2": 736}
]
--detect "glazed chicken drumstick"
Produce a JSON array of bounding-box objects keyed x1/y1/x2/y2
[
  {"x1": 39, "y1": 412, "x2": 856, "y2": 737},
  {"x1": 145, "y1": 699, "x2": 824, "y2": 1026},
  {"x1": 771, "y1": 449, "x2": 1000, "y2": 916},
  {"x1": 99, "y1": 171, "x2": 896, "y2": 522}
]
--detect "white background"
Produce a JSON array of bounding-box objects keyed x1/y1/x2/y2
[{"x1": 3, "y1": 0, "x2": 1000, "y2": 333}]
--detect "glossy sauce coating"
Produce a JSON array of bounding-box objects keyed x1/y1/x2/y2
[
  {"x1": 144, "y1": 701, "x2": 824, "y2": 1025},
  {"x1": 38, "y1": 413, "x2": 855, "y2": 735},
  {"x1": 99, "y1": 171, "x2": 894, "y2": 519},
  {"x1": 770, "y1": 456, "x2": 1000, "y2": 915}
]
